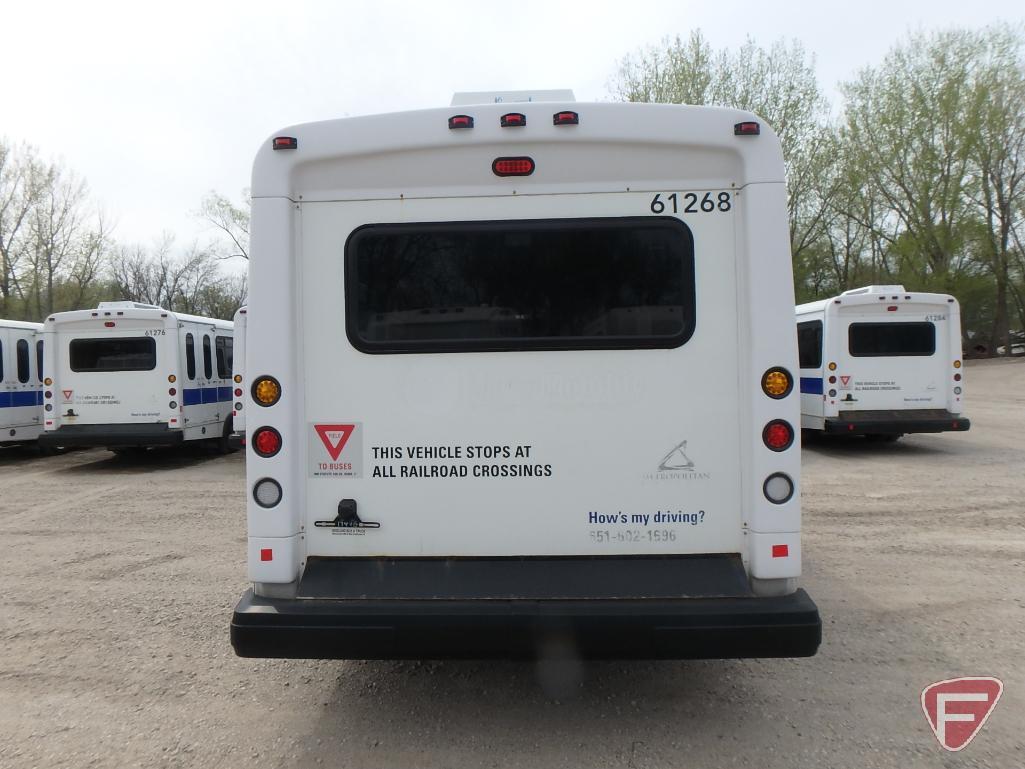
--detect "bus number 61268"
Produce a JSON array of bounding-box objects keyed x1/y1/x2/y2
[{"x1": 651, "y1": 191, "x2": 732, "y2": 214}]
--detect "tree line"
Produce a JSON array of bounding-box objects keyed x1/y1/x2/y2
[
  {"x1": 612, "y1": 24, "x2": 1025, "y2": 354},
  {"x1": 0, "y1": 141, "x2": 247, "y2": 322}
]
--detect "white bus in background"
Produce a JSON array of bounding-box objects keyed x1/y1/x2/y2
[
  {"x1": 1, "y1": 319, "x2": 44, "y2": 447},
  {"x1": 796, "y1": 285, "x2": 971, "y2": 440},
  {"x1": 231, "y1": 92, "x2": 821, "y2": 660},
  {"x1": 40, "y1": 302, "x2": 237, "y2": 453},
  {"x1": 229, "y1": 305, "x2": 247, "y2": 447}
]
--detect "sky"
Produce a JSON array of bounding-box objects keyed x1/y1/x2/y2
[{"x1": 2, "y1": 0, "x2": 1023, "y2": 251}]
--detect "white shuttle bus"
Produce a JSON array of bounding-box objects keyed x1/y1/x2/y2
[
  {"x1": 796, "y1": 285, "x2": 970, "y2": 439},
  {"x1": 231, "y1": 93, "x2": 821, "y2": 660},
  {"x1": 40, "y1": 302, "x2": 236, "y2": 452},
  {"x1": 230, "y1": 305, "x2": 247, "y2": 447},
  {"x1": 1, "y1": 319, "x2": 44, "y2": 446}
]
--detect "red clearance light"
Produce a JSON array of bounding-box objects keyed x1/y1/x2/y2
[
  {"x1": 500, "y1": 112, "x2": 526, "y2": 127},
  {"x1": 252, "y1": 426, "x2": 282, "y2": 457},
  {"x1": 762, "y1": 419, "x2": 795, "y2": 451},
  {"x1": 448, "y1": 114, "x2": 474, "y2": 129},
  {"x1": 771, "y1": 544, "x2": 789, "y2": 558},
  {"x1": 272, "y1": 136, "x2": 297, "y2": 150},
  {"x1": 492, "y1": 157, "x2": 535, "y2": 177},
  {"x1": 887, "y1": 305, "x2": 898, "y2": 312},
  {"x1": 260, "y1": 548, "x2": 273, "y2": 562},
  {"x1": 553, "y1": 111, "x2": 579, "y2": 125},
  {"x1": 734, "y1": 121, "x2": 760, "y2": 136},
  {"x1": 104, "y1": 321, "x2": 115, "y2": 327}
]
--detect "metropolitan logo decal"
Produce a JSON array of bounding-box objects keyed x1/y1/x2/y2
[
  {"x1": 644, "y1": 439, "x2": 711, "y2": 481},
  {"x1": 309, "y1": 422, "x2": 363, "y2": 478}
]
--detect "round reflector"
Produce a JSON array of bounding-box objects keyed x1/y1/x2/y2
[
  {"x1": 763, "y1": 473, "x2": 794, "y2": 504},
  {"x1": 252, "y1": 376, "x2": 281, "y2": 407},
  {"x1": 761, "y1": 367, "x2": 792, "y2": 399},
  {"x1": 253, "y1": 478, "x2": 283, "y2": 508},
  {"x1": 763, "y1": 420, "x2": 795, "y2": 451},
  {"x1": 253, "y1": 427, "x2": 282, "y2": 457}
]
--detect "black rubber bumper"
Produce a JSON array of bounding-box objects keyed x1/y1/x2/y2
[
  {"x1": 230, "y1": 556, "x2": 821, "y2": 660},
  {"x1": 39, "y1": 423, "x2": 185, "y2": 448},
  {"x1": 824, "y1": 412, "x2": 970, "y2": 436}
]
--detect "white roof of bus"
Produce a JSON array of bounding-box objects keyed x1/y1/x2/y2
[
  {"x1": 45, "y1": 304, "x2": 233, "y2": 330},
  {"x1": 0, "y1": 318, "x2": 43, "y2": 332},
  {"x1": 797, "y1": 285, "x2": 956, "y2": 316},
  {"x1": 251, "y1": 101, "x2": 785, "y2": 201}
]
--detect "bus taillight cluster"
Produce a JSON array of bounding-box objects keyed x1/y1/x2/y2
[{"x1": 761, "y1": 367, "x2": 796, "y2": 504}]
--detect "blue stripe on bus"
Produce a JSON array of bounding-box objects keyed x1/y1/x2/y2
[
  {"x1": 183, "y1": 386, "x2": 233, "y2": 406},
  {"x1": 799, "y1": 377, "x2": 824, "y2": 395},
  {"x1": 0, "y1": 390, "x2": 43, "y2": 408}
]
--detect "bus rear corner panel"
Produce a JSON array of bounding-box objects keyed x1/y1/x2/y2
[{"x1": 230, "y1": 555, "x2": 822, "y2": 661}]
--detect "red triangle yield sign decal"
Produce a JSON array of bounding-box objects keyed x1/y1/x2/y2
[
  {"x1": 840, "y1": 376, "x2": 851, "y2": 386},
  {"x1": 314, "y1": 424, "x2": 356, "y2": 461},
  {"x1": 62, "y1": 390, "x2": 73, "y2": 400}
]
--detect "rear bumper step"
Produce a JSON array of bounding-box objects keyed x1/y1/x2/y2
[
  {"x1": 825, "y1": 410, "x2": 969, "y2": 435},
  {"x1": 39, "y1": 423, "x2": 185, "y2": 447},
  {"x1": 231, "y1": 556, "x2": 821, "y2": 660}
]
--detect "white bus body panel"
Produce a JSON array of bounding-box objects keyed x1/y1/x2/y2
[
  {"x1": 0, "y1": 320, "x2": 44, "y2": 444},
  {"x1": 234, "y1": 101, "x2": 819, "y2": 661},
  {"x1": 232, "y1": 306, "x2": 247, "y2": 436},
  {"x1": 797, "y1": 286, "x2": 968, "y2": 434},
  {"x1": 42, "y1": 305, "x2": 233, "y2": 446}
]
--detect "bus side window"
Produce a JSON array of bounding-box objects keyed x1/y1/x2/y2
[
  {"x1": 215, "y1": 335, "x2": 232, "y2": 379},
  {"x1": 17, "y1": 339, "x2": 30, "y2": 383},
  {"x1": 36, "y1": 339, "x2": 43, "y2": 382},
  {"x1": 797, "y1": 320, "x2": 822, "y2": 369},
  {"x1": 185, "y1": 333, "x2": 196, "y2": 380},
  {"x1": 203, "y1": 335, "x2": 213, "y2": 380}
]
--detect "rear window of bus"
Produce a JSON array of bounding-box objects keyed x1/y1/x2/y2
[
  {"x1": 69, "y1": 337, "x2": 157, "y2": 372},
  {"x1": 848, "y1": 322, "x2": 935, "y2": 357},
  {"x1": 345, "y1": 217, "x2": 695, "y2": 353}
]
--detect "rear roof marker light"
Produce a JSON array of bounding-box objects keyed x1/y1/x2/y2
[
  {"x1": 500, "y1": 112, "x2": 526, "y2": 127},
  {"x1": 492, "y1": 157, "x2": 535, "y2": 177},
  {"x1": 448, "y1": 114, "x2": 474, "y2": 129},
  {"x1": 272, "y1": 136, "x2": 298, "y2": 150},
  {"x1": 553, "y1": 111, "x2": 579, "y2": 125},
  {"x1": 734, "y1": 121, "x2": 760, "y2": 136}
]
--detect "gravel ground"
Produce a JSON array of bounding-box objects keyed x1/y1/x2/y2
[{"x1": 1, "y1": 358, "x2": 1022, "y2": 768}]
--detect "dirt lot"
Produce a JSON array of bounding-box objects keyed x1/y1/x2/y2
[{"x1": 1, "y1": 359, "x2": 1023, "y2": 769}]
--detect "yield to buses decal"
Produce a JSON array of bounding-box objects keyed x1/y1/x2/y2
[{"x1": 309, "y1": 422, "x2": 363, "y2": 478}]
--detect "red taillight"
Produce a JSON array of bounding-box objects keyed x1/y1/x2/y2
[
  {"x1": 253, "y1": 427, "x2": 282, "y2": 457},
  {"x1": 260, "y1": 548, "x2": 273, "y2": 561},
  {"x1": 954, "y1": 373, "x2": 961, "y2": 382},
  {"x1": 272, "y1": 136, "x2": 297, "y2": 150},
  {"x1": 234, "y1": 387, "x2": 243, "y2": 397},
  {"x1": 887, "y1": 305, "x2": 898, "y2": 312},
  {"x1": 500, "y1": 112, "x2": 526, "y2": 127},
  {"x1": 734, "y1": 121, "x2": 760, "y2": 135},
  {"x1": 763, "y1": 420, "x2": 794, "y2": 451},
  {"x1": 553, "y1": 111, "x2": 578, "y2": 125},
  {"x1": 104, "y1": 321, "x2": 115, "y2": 327},
  {"x1": 771, "y1": 544, "x2": 789, "y2": 558},
  {"x1": 492, "y1": 157, "x2": 535, "y2": 177},
  {"x1": 168, "y1": 387, "x2": 176, "y2": 396},
  {"x1": 448, "y1": 114, "x2": 474, "y2": 129}
]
